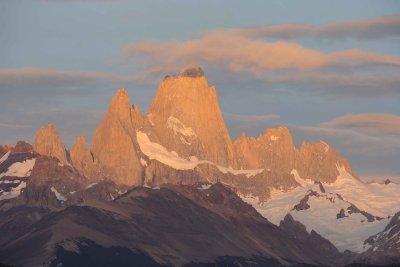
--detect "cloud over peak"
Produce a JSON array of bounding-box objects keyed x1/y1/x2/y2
[
  {"x1": 321, "y1": 113, "x2": 400, "y2": 135},
  {"x1": 121, "y1": 18, "x2": 400, "y2": 75}
]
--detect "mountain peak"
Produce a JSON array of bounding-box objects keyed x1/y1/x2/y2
[
  {"x1": 264, "y1": 125, "x2": 294, "y2": 145},
  {"x1": 70, "y1": 133, "x2": 95, "y2": 179},
  {"x1": 179, "y1": 66, "x2": 204, "y2": 78},
  {"x1": 148, "y1": 68, "x2": 236, "y2": 167},
  {"x1": 107, "y1": 88, "x2": 131, "y2": 121},
  {"x1": 75, "y1": 133, "x2": 87, "y2": 146},
  {"x1": 164, "y1": 66, "x2": 205, "y2": 80},
  {"x1": 91, "y1": 88, "x2": 143, "y2": 185},
  {"x1": 33, "y1": 123, "x2": 67, "y2": 164}
]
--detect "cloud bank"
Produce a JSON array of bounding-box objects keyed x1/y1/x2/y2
[
  {"x1": 321, "y1": 113, "x2": 400, "y2": 135},
  {"x1": 234, "y1": 15, "x2": 400, "y2": 40}
]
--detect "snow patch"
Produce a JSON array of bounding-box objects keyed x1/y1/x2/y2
[
  {"x1": 321, "y1": 141, "x2": 330, "y2": 153},
  {"x1": 137, "y1": 131, "x2": 198, "y2": 170},
  {"x1": 217, "y1": 166, "x2": 263, "y2": 178},
  {"x1": 85, "y1": 182, "x2": 98, "y2": 189},
  {"x1": 117, "y1": 189, "x2": 127, "y2": 195},
  {"x1": 0, "y1": 158, "x2": 36, "y2": 178},
  {"x1": 0, "y1": 181, "x2": 26, "y2": 200},
  {"x1": 51, "y1": 186, "x2": 66, "y2": 202},
  {"x1": 0, "y1": 151, "x2": 10, "y2": 165},
  {"x1": 270, "y1": 135, "x2": 279, "y2": 141},
  {"x1": 198, "y1": 184, "x2": 212, "y2": 190},
  {"x1": 140, "y1": 158, "x2": 148, "y2": 167},
  {"x1": 291, "y1": 169, "x2": 312, "y2": 187},
  {"x1": 136, "y1": 131, "x2": 263, "y2": 177},
  {"x1": 0, "y1": 179, "x2": 20, "y2": 184},
  {"x1": 166, "y1": 116, "x2": 197, "y2": 144}
]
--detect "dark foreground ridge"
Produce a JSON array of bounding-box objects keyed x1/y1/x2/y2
[{"x1": 0, "y1": 180, "x2": 340, "y2": 267}]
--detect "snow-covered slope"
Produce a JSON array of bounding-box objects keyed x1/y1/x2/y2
[
  {"x1": 0, "y1": 157, "x2": 36, "y2": 201},
  {"x1": 241, "y1": 165, "x2": 400, "y2": 253}
]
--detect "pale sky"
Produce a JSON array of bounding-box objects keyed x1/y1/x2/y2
[{"x1": 0, "y1": 0, "x2": 399, "y2": 180}]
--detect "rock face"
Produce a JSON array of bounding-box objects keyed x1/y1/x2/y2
[
  {"x1": 147, "y1": 66, "x2": 236, "y2": 168},
  {"x1": 0, "y1": 145, "x2": 13, "y2": 158},
  {"x1": 12, "y1": 141, "x2": 33, "y2": 154},
  {"x1": 296, "y1": 141, "x2": 352, "y2": 183},
  {"x1": 70, "y1": 134, "x2": 95, "y2": 179},
  {"x1": 234, "y1": 126, "x2": 296, "y2": 172},
  {"x1": 234, "y1": 126, "x2": 353, "y2": 183},
  {"x1": 279, "y1": 213, "x2": 341, "y2": 266},
  {"x1": 91, "y1": 88, "x2": 143, "y2": 185},
  {"x1": 33, "y1": 123, "x2": 67, "y2": 164}
]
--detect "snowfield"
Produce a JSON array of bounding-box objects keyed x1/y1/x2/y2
[
  {"x1": 241, "y1": 165, "x2": 400, "y2": 253},
  {"x1": 0, "y1": 151, "x2": 10, "y2": 165},
  {"x1": 0, "y1": 181, "x2": 27, "y2": 200},
  {"x1": 0, "y1": 158, "x2": 36, "y2": 200},
  {"x1": 0, "y1": 158, "x2": 36, "y2": 179}
]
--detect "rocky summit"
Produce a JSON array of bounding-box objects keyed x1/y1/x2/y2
[
  {"x1": 148, "y1": 67, "x2": 236, "y2": 168},
  {"x1": 33, "y1": 123, "x2": 68, "y2": 164},
  {"x1": 91, "y1": 88, "x2": 144, "y2": 185}
]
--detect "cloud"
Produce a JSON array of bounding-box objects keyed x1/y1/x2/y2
[
  {"x1": 234, "y1": 15, "x2": 400, "y2": 40},
  {"x1": 47, "y1": 0, "x2": 111, "y2": 2},
  {"x1": 269, "y1": 72, "x2": 400, "y2": 96},
  {"x1": 121, "y1": 29, "x2": 400, "y2": 75},
  {"x1": 0, "y1": 67, "x2": 138, "y2": 86},
  {"x1": 223, "y1": 113, "x2": 280, "y2": 123},
  {"x1": 0, "y1": 67, "x2": 153, "y2": 147},
  {"x1": 224, "y1": 113, "x2": 280, "y2": 138},
  {"x1": 0, "y1": 122, "x2": 30, "y2": 129},
  {"x1": 0, "y1": 67, "x2": 146, "y2": 106},
  {"x1": 321, "y1": 113, "x2": 400, "y2": 135}
]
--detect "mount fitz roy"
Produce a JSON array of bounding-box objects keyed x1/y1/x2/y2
[
  {"x1": 0, "y1": 66, "x2": 399, "y2": 267},
  {"x1": 38, "y1": 66, "x2": 352, "y2": 196}
]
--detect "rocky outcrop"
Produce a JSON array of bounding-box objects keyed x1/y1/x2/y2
[
  {"x1": 0, "y1": 145, "x2": 13, "y2": 158},
  {"x1": 28, "y1": 155, "x2": 82, "y2": 186},
  {"x1": 70, "y1": 134, "x2": 95, "y2": 179},
  {"x1": 234, "y1": 126, "x2": 296, "y2": 172},
  {"x1": 279, "y1": 213, "x2": 341, "y2": 266},
  {"x1": 234, "y1": 127, "x2": 353, "y2": 183},
  {"x1": 12, "y1": 141, "x2": 33, "y2": 154},
  {"x1": 147, "y1": 66, "x2": 236, "y2": 168},
  {"x1": 33, "y1": 123, "x2": 67, "y2": 164},
  {"x1": 296, "y1": 141, "x2": 352, "y2": 183},
  {"x1": 91, "y1": 88, "x2": 143, "y2": 185}
]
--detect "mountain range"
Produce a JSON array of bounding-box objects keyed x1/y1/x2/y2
[{"x1": 0, "y1": 66, "x2": 399, "y2": 266}]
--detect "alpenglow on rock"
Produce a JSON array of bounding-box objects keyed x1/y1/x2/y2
[
  {"x1": 147, "y1": 66, "x2": 236, "y2": 168},
  {"x1": 233, "y1": 126, "x2": 353, "y2": 183},
  {"x1": 33, "y1": 123, "x2": 67, "y2": 164},
  {"x1": 91, "y1": 88, "x2": 143, "y2": 186},
  {"x1": 70, "y1": 134, "x2": 95, "y2": 179},
  {"x1": 30, "y1": 67, "x2": 354, "y2": 190}
]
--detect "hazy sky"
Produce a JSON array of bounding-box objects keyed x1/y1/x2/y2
[{"x1": 0, "y1": 0, "x2": 399, "y2": 180}]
